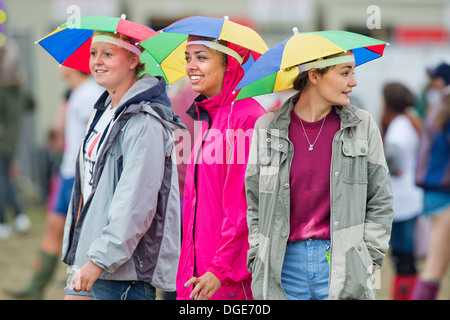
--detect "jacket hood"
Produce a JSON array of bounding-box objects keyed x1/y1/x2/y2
[
  {"x1": 94, "y1": 74, "x2": 185, "y2": 129},
  {"x1": 193, "y1": 42, "x2": 258, "y2": 114}
]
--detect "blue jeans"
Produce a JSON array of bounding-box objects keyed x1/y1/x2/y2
[
  {"x1": 92, "y1": 279, "x2": 156, "y2": 300},
  {"x1": 390, "y1": 217, "x2": 416, "y2": 253},
  {"x1": 281, "y1": 239, "x2": 330, "y2": 300}
]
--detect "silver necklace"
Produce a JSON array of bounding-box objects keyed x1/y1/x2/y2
[{"x1": 298, "y1": 115, "x2": 327, "y2": 151}]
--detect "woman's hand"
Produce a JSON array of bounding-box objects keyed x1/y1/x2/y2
[
  {"x1": 185, "y1": 271, "x2": 222, "y2": 300},
  {"x1": 72, "y1": 261, "x2": 103, "y2": 293}
]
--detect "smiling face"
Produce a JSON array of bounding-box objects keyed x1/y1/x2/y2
[
  {"x1": 185, "y1": 43, "x2": 227, "y2": 99},
  {"x1": 314, "y1": 57, "x2": 357, "y2": 106},
  {"x1": 89, "y1": 40, "x2": 139, "y2": 91}
]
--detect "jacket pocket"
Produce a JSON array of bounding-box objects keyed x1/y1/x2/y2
[
  {"x1": 341, "y1": 139, "x2": 368, "y2": 185},
  {"x1": 258, "y1": 148, "x2": 280, "y2": 193},
  {"x1": 339, "y1": 240, "x2": 375, "y2": 300},
  {"x1": 248, "y1": 246, "x2": 266, "y2": 299},
  {"x1": 247, "y1": 246, "x2": 258, "y2": 274}
]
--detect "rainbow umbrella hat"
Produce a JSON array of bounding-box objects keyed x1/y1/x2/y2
[
  {"x1": 139, "y1": 16, "x2": 268, "y2": 84},
  {"x1": 36, "y1": 15, "x2": 156, "y2": 73},
  {"x1": 235, "y1": 29, "x2": 388, "y2": 101}
]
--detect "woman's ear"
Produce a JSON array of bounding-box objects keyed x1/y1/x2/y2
[
  {"x1": 308, "y1": 68, "x2": 320, "y2": 85},
  {"x1": 129, "y1": 54, "x2": 139, "y2": 71}
]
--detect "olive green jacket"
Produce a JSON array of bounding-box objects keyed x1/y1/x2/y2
[{"x1": 245, "y1": 93, "x2": 393, "y2": 300}]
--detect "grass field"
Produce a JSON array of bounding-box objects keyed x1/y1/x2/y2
[{"x1": 0, "y1": 205, "x2": 448, "y2": 300}]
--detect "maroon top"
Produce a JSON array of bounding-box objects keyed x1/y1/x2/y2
[{"x1": 288, "y1": 108, "x2": 341, "y2": 242}]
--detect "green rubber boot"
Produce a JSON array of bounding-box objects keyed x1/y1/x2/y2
[{"x1": 4, "y1": 250, "x2": 58, "y2": 299}]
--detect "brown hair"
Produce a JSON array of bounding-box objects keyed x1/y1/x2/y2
[
  {"x1": 381, "y1": 82, "x2": 422, "y2": 139},
  {"x1": 292, "y1": 53, "x2": 344, "y2": 92},
  {"x1": 92, "y1": 31, "x2": 145, "y2": 77},
  {"x1": 383, "y1": 82, "x2": 415, "y2": 114}
]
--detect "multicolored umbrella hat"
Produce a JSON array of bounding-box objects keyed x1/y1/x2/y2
[
  {"x1": 139, "y1": 16, "x2": 268, "y2": 84},
  {"x1": 36, "y1": 15, "x2": 156, "y2": 73},
  {"x1": 235, "y1": 29, "x2": 388, "y2": 101}
]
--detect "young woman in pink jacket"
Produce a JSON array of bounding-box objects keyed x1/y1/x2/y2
[{"x1": 176, "y1": 35, "x2": 266, "y2": 300}]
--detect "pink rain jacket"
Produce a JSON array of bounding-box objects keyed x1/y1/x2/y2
[{"x1": 176, "y1": 45, "x2": 266, "y2": 300}]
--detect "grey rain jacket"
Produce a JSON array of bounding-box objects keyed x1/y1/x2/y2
[
  {"x1": 245, "y1": 92, "x2": 394, "y2": 299},
  {"x1": 62, "y1": 75, "x2": 185, "y2": 291}
]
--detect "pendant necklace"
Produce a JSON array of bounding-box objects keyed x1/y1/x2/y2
[{"x1": 299, "y1": 114, "x2": 327, "y2": 151}]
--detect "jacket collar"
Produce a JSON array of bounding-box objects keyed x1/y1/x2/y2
[
  {"x1": 92, "y1": 74, "x2": 184, "y2": 127},
  {"x1": 268, "y1": 91, "x2": 362, "y2": 137},
  {"x1": 186, "y1": 50, "x2": 246, "y2": 123}
]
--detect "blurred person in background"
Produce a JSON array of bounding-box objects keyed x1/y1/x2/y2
[
  {"x1": 415, "y1": 63, "x2": 450, "y2": 123},
  {"x1": 412, "y1": 64, "x2": 450, "y2": 300},
  {"x1": 426, "y1": 62, "x2": 450, "y2": 111},
  {"x1": 0, "y1": 39, "x2": 32, "y2": 239},
  {"x1": 4, "y1": 67, "x2": 102, "y2": 299},
  {"x1": 381, "y1": 82, "x2": 423, "y2": 300}
]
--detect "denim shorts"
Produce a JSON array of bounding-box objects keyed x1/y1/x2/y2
[
  {"x1": 423, "y1": 190, "x2": 450, "y2": 217},
  {"x1": 281, "y1": 239, "x2": 330, "y2": 300},
  {"x1": 54, "y1": 176, "x2": 75, "y2": 216},
  {"x1": 92, "y1": 279, "x2": 156, "y2": 300}
]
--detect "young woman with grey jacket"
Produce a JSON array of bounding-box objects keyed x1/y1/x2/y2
[
  {"x1": 62, "y1": 31, "x2": 185, "y2": 300},
  {"x1": 245, "y1": 52, "x2": 394, "y2": 300}
]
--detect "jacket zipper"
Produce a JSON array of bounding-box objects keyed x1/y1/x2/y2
[{"x1": 192, "y1": 116, "x2": 211, "y2": 277}]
